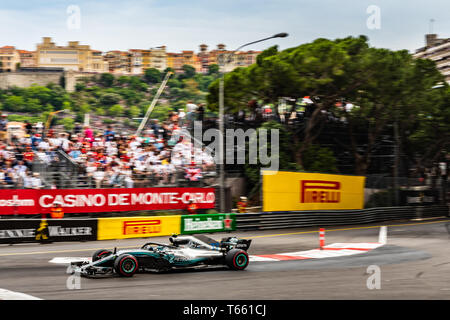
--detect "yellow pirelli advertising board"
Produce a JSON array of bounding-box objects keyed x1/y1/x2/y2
[
  {"x1": 97, "y1": 216, "x2": 181, "y2": 240},
  {"x1": 262, "y1": 171, "x2": 365, "y2": 211}
]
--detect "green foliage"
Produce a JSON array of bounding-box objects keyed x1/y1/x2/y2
[
  {"x1": 150, "y1": 105, "x2": 174, "y2": 122},
  {"x1": 208, "y1": 35, "x2": 448, "y2": 174},
  {"x1": 99, "y1": 92, "x2": 121, "y2": 106},
  {"x1": 59, "y1": 117, "x2": 75, "y2": 131},
  {"x1": 95, "y1": 107, "x2": 105, "y2": 116},
  {"x1": 179, "y1": 65, "x2": 196, "y2": 79},
  {"x1": 302, "y1": 145, "x2": 338, "y2": 173},
  {"x1": 127, "y1": 105, "x2": 141, "y2": 119},
  {"x1": 102, "y1": 118, "x2": 115, "y2": 125},
  {"x1": 144, "y1": 68, "x2": 161, "y2": 84},
  {"x1": 108, "y1": 104, "x2": 124, "y2": 117},
  {"x1": 244, "y1": 121, "x2": 301, "y2": 199},
  {"x1": 208, "y1": 64, "x2": 219, "y2": 75},
  {"x1": 99, "y1": 73, "x2": 115, "y2": 87},
  {"x1": 6, "y1": 114, "x2": 43, "y2": 123}
]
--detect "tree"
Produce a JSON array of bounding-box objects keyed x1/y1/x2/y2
[
  {"x1": 99, "y1": 73, "x2": 114, "y2": 87},
  {"x1": 302, "y1": 145, "x2": 338, "y2": 173},
  {"x1": 244, "y1": 121, "x2": 301, "y2": 200},
  {"x1": 108, "y1": 104, "x2": 124, "y2": 117},
  {"x1": 60, "y1": 117, "x2": 75, "y2": 131},
  {"x1": 179, "y1": 65, "x2": 196, "y2": 79},
  {"x1": 3, "y1": 96, "x2": 25, "y2": 111},
  {"x1": 207, "y1": 35, "x2": 447, "y2": 175},
  {"x1": 144, "y1": 68, "x2": 161, "y2": 84},
  {"x1": 127, "y1": 105, "x2": 141, "y2": 118},
  {"x1": 208, "y1": 64, "x2": 219, "y2": 75},
  {"x1": 164, "y1": 67, "x2": 175, "y2": 74},
  {"x1": 100, "y1": 92, "x2": 121, "y2": 106}
]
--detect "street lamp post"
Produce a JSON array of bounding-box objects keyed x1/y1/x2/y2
[{"x1": 218, "y1": 33, "x2": 288, "y2": 213}]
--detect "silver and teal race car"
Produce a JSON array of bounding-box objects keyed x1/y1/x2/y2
[{"x1": 69, "y1": 234, "x2": 251, "y2": 277}]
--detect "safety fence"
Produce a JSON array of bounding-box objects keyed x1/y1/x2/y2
[{"x1": 235, "y1": 205, "x2": 449, "y2": 231}]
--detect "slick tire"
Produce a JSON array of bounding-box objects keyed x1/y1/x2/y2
[
  {"x1": 92, "y1": 249, "x2": 113, "y2": 262},
  {"x1": 114, "y1": 254, "x2": 139, "y2": 277},
  {"x1": 225, "y1": 249, "x2": 249, "y2": 270}
]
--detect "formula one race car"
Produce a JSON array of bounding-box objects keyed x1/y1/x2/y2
[{"x1": 69, "y1": 234, "x2": 252, "y2": 277}]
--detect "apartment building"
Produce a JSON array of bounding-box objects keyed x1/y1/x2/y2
[
  {"x1": 0, "y1": 46, "x2": 21, "y2": 72},
  {"x1": 197, "y1": 44, "x2": 210, "y2": 74},
  {"x1": 149, "y1": 46, "x2": 167, "y2": 71},
  {"x1": 104, "y1": 50, "x2": 131, "y2": 74},
  {"x1": 90, "y1": 50, "x2": 108, "y2": 73},
  {"x1": 36, "y1": 37, "x2": 106, "y2": 73},
  {"x1": 414, "y1": 34, "x2": 450, "y2": 84},
  {"x1": 166, "y1": 52, "x2": 184, "y2": 72},
  {"x1": 17, "y1": 50, "x2": 37, "y2": 68},
  {"x1": 129, "y1": 49, "x2": 143, "y2": 75},
  {"x1": 138, "y1": 46, "x2": 167, "y2": 72}
]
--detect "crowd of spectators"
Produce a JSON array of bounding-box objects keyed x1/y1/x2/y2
[
  {"x1": 0, "y1": 102, "x2": 217, "y2": 189},
  {"x1": 0, "y1": 115, "x2": 44, "y2": 188}
]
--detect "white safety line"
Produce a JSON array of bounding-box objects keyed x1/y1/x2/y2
[
  {"x1": 249, "y1": 242, "x2": 384, "y2": 262},
  {"x1": 49, "y1": 257, "x2": 91, "y2": 264},
  {"x1": 0, "y1": 289, "x2": 42, "y2": 300}
]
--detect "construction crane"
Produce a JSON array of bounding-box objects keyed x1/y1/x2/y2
[
  {"x1": 43, "y1": 109, "x2": 68, "y2": 137},
  {"x1": 135, "y1": 71, "x2": 173, "y2": 136}
]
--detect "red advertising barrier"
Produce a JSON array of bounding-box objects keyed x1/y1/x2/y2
[{"x1": 0, "y1": 188, "x2": 216, "y2": 215}]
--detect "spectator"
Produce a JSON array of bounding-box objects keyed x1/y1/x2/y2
[
  {"x1": 186, "y1": 101, "x2": 198, "y2": 127},
  {"x1": 237, "y1": 196, "x2": 248, "y2": 213},
  {"x1": 185, "y1": 161, "x2": 202, "y2": 181},
  {"x1": 24, "y1": 120, "x2": 33, "y2": 135},
  {"x1": 104, "y1": 125, "x2": 115, "y2": 142},
  {"x1": 84, "y1": 126, "x2": 94, "y2": 146},
  {"x1": 197, "y1": 103, "x2": 205, "y2": 122},
  {"x1": 31, "y1": 172, "x2": 43, "y2": 189},
  {"x1": 93, "y1": 167, "x2": 105, "y2": 188}
]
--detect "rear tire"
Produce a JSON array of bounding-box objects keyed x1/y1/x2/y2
[
  {"x1": 225, "y1": 249, "x2": 249, "y2": 270},
  {"x1": 114, "y1": 254, "x2": 138, "y2": 277},
  {"x1": 92, "y1": 249, "x2": 112, "y2": 262}
]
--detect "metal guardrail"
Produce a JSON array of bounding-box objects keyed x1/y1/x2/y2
[{"x1": 236, "y1": 205, "x2": 449, "y2": 230}]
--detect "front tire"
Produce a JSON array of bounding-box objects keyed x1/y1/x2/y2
[
  {"x1": 92, "y1": 249, "x2": 112, "y2": 262},
  {"x1": 225, "y1": 249, "x2": 249, "y2": 270},
  {"x1": 114, "y1": 254, "x2": 138, "y2": 277}
]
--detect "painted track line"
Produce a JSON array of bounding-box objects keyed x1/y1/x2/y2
[
  {"x1": 250, "y1": 242, "x2": 384, "y2": 262},
  {"x1": 0, "y1": 289, "x2": 42, "y2": 300}
]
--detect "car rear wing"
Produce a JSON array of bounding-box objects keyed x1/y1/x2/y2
[{"x1": 220, "y1": 237, "x2": 252, "y2": 251}]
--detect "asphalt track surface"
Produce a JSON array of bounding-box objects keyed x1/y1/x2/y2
[{"x1": 1, "y1": 218, "x2": 450, "y2": 300}]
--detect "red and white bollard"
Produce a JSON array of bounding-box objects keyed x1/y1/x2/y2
[{"x1": 319, "y1": 228, "x2": 325, "y2": 250}]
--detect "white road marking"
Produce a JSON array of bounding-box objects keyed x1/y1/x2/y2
[
  {"x1": 249, "y1": 242, "x2": 384, "y2": 262},
  {"x1": 0, "y1": 289, "x2": 42, "y2": 300},
  {"x1": 49, "y1": 257, "x2": 91, "y2": 264}
]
